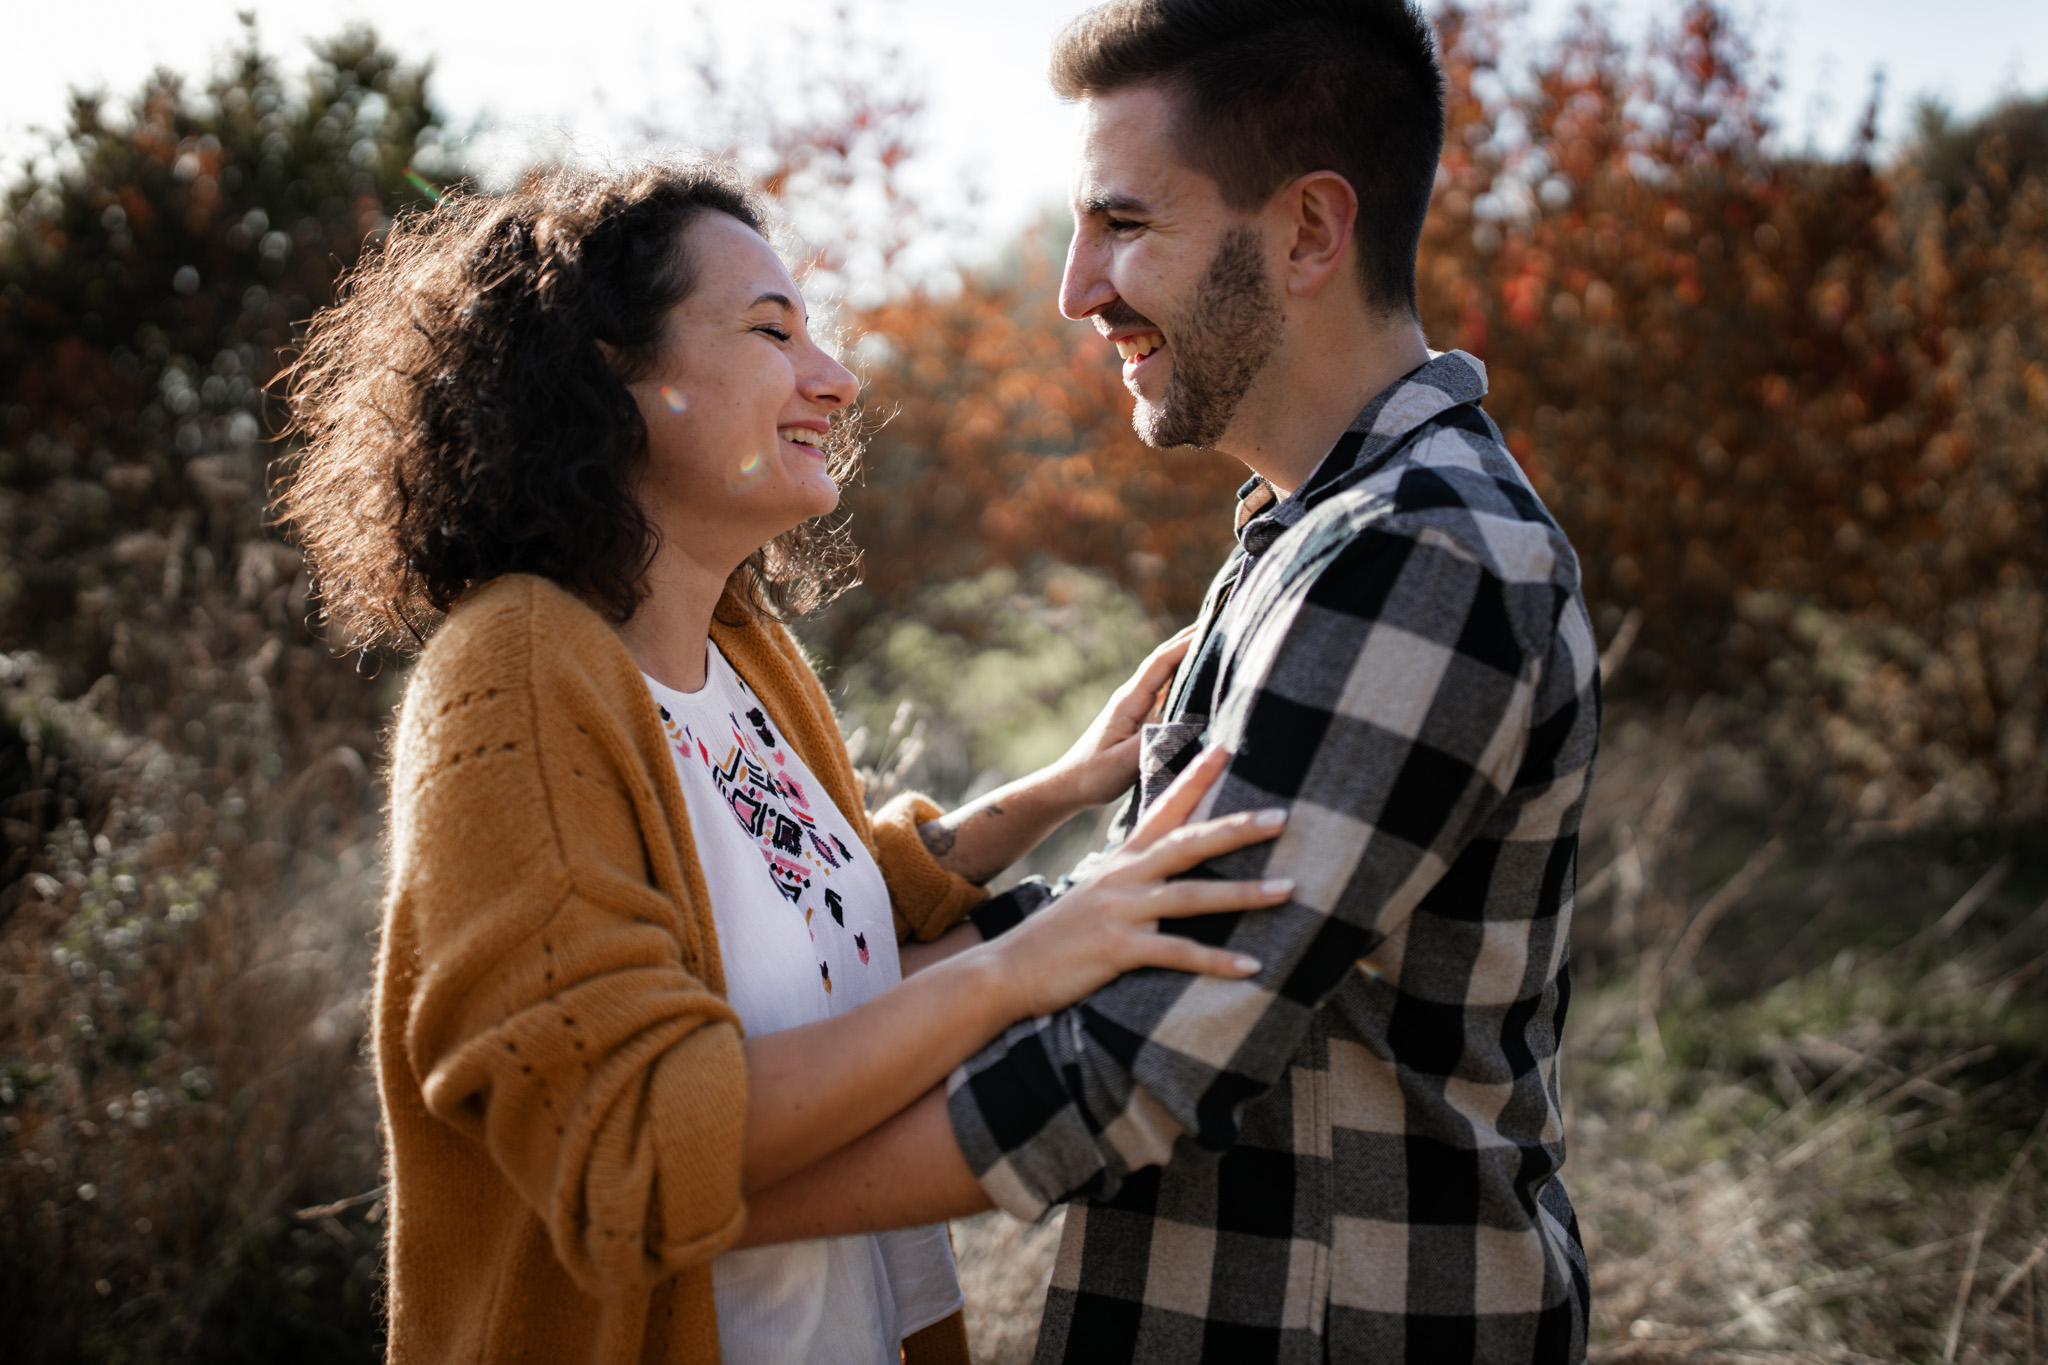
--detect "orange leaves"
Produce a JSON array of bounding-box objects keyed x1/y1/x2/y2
[
  {"x1": 1503, "y1": 270, "x2": 1548, "y2": 329},
  {"x1": 830, "y1": 231, "x2": 1243, "y2": 631}
]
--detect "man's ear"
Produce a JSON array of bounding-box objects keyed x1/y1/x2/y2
[{"x1": 1277, "y1": 170, "x2": 1359, "y2": 299}]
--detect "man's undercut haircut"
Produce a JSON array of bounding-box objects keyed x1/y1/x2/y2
[{"x1": 1051, "y1": 0, "x2": 1445, "y2": 317}]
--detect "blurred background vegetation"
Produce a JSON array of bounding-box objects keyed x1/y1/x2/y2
[{"x1": 1, "y1": 4, "x2": 2044, "y2": 1360}]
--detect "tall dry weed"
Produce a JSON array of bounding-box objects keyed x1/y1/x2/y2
[
  {"x1": 1565, "y1": 696, "x2": 2048, "y2": 1362},
  {"x1": 0, "y1": 651, "x2": 385, "y2": 1359}
]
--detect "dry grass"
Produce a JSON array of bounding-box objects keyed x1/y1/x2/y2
[
  {"x1": 953, "y1": 1208, "x2": 1067, "y2": 1365},
  {"x1": 1566, "y1": 711, "x2": 2048, "y2": 1363}
]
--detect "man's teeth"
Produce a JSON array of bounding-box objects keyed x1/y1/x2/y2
[
  {"x1": 1115, "y1": 334, "x2": 1165, "y2": 362},
  {"x1": 781, "y1": 428, "x2": 825, "y2": 448}
]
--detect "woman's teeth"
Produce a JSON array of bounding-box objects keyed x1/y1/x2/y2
[
  {"x1": 1116, "y1": 333, "x2": 1165, "y2": 362},
  {"x1": 780, "y1": 427, "x2": 825, "y2": 448}
]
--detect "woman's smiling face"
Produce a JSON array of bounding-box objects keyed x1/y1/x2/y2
[{"x1": 625, "y1": 212, "x2": 857, "y2": 572}]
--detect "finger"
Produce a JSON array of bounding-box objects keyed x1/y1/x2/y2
[
  {"x1": 1115, "y1": 630, "x2": 1196, "y2": 711},
  {"x1": 1142, "y1": 875, "x2": 1295, "y2": 918},
  {"x1": 1151, "y1": 623, "x2": 1199, "y2": 661},
  {"x1": 1126, "y1": 745, "x2": 1231, "y2": 852},
  {"x1": 1145, "y1": 690, "x2": 1168, "y2": 726},
  {"x1": 1125, "y1": 932, "x2": 1264, "y2": 979},
  {"x1": 1128, "y1": 807, "x2": 1287, "y2": 880}
]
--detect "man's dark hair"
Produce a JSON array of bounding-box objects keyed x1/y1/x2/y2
[
  {"x1": 279, "y1": 161, "x2": 858, "y2": 650},
  {"x1": 1050, "y1": 0, "x2": 1445, "y2": 316}
]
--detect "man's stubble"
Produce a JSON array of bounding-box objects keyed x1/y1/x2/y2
[{"x1": 1121, "y1": 226, "x2": 1283, "y2": 450}]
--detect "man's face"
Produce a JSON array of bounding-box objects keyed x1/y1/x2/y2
[{"x1": 1060, "y1": 84, "x2": 1281, "y2": 450}]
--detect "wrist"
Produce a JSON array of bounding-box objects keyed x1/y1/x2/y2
[
  {"x1": 955, "y1": 934, "x2": 1031, "y2": 1026},
  {"x1": 1016, "y1": 760, "x2": 1090, "y2": 823}
]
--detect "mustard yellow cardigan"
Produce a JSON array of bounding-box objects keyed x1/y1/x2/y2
[{"x1": 376, "y1": 574, "x2": 984, "y2": 1364}]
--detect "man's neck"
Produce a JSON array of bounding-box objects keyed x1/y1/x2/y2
[{"x1": 1216, "y1": 313, "x2": 1431, "y2": 500}]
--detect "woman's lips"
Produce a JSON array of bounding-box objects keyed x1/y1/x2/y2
[{"x1": 778, "y1": 428, "x2": 830, "y2": 460}]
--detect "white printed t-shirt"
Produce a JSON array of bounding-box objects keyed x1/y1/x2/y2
[{"x1": 644, "y1": 641, "x2": 962, "y2": 1365}]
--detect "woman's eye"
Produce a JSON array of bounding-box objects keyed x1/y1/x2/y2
[{"x1": 755, "y1": 325, "x2": 793, "y2": 342}]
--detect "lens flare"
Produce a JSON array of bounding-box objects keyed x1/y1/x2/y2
[
  {"x1": 402, "y1": 167, "x2": 444, "y2": 203},
  {"x1": 659, "y1": 386, "x2": 688, "y2": 413},
  {"x1": 726, "y1": 449, "x2": 767, "y2": 492}
]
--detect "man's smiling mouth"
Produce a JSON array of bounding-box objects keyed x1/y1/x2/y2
[{"x1": 1115, "y1": 333, "x2": 1165, "y2": 362}]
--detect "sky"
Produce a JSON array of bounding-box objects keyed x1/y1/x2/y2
[{"x1": 4, "y1": 0, "x2": 2046, "y2": 265}]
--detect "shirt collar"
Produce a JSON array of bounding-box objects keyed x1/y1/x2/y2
[{"x1": 1233, "y1": 349, "x2": 1489, "y2": 557}]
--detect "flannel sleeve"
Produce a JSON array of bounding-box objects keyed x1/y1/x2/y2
[{"x1": 945, "y1": 516, "x2": 1556, "y2": 1218}]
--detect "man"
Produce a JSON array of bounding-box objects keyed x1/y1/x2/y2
[{"x1": 747, "y1": 2, "x2": 1597, "y2": 1359}]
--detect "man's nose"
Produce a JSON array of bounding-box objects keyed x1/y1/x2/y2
[{"x1": 1058, "y1": 225, "x2": 1115, "y2": 322}]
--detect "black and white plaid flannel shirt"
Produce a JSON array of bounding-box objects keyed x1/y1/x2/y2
[{"x1": 952, "y1": 351, "x2": 1598, "y2": 1363}]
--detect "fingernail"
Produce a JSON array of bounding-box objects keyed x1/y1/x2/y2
[
  {"x1": 1234, "y1": 955, "x2": 1263, "y2": 974},
  {"x1": 1254, "y1": 809, "x2": 1287, "y2": 828},
  {"x1": 1261, "y1": 877, "x2": 1294, "y2": 896}
]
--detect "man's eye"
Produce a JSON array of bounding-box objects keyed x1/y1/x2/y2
[{"x1": 1106, "y1": 218, "x2": 1144, "y2": 233}]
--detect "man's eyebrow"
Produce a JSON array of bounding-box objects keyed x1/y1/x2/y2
[{"x1": 1081, "y1": 193, "x2": 1150, "y2": 217}]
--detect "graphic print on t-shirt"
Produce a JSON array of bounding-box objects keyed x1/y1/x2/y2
[{"x1": 655, "y1": 676, "x2": 871, "y2": 997}]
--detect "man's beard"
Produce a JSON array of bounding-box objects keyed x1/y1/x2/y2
[{"x1": 1109, "y1": 227, "x2": 1282, "y2": 450}]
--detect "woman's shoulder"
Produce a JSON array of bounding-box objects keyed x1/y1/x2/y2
[
  {"x1": 415, "y1": 575, "x2": 627, "y2": 692},
  {"x1": 429, "y1": 574, "x2": 616, "y2": 660},
  {"x1": 398, "y1": 574, "x2": 651, "y2": 766}
]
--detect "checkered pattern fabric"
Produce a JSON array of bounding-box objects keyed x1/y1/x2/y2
[{"x1": 948, "y1": 352, "x2": 1598, "y2": 1363}]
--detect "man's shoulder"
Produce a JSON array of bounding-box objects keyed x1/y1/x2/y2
[{"x1": 1302, "y1": 405, "x2": 1580, "y2": 598}]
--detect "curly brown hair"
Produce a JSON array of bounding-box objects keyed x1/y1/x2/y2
[{"x1": 278, "y1": 160, "x2": 860, "y2": 650}]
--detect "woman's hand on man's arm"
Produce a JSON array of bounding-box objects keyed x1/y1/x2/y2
[
  {"x1": 914, "y1": 626, "x2": 1196, "y2": 884},
  {"x1": 738, "y1": 748, "x2": 1289, "y2": 1199}
]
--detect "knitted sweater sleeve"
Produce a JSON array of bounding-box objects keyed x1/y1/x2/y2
[{"x1": 386, "y1": 582, "x2": 748, "y2": 1298}]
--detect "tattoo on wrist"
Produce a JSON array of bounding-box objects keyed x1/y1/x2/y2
[{"x1": 919, "y1": 820, "x2": 958, "y2": 859}]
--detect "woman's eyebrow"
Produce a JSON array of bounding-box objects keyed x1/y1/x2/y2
[{"x1": 748, "y1": 290, "x2": 804, "y2": 322}]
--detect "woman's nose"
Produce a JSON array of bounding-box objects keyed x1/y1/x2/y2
[{"x1": 803, "y1": 345, "x2": 860, "y2": 412}]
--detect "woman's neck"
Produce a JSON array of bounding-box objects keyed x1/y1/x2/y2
[{"x1": 612, "y1": 541, "x2": 734, "y2": 694}]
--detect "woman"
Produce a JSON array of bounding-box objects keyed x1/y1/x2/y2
[{"x1": 282, "y1": 162, "x2": 1290, "y2": 1364}]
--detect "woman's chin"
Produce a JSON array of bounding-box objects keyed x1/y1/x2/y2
[
  {"x1": 794, "y1": 474, "x2": 842, "y2": 521},
  {"x1": 742, "y1": 481, "x2": 840, "y2": 544}
]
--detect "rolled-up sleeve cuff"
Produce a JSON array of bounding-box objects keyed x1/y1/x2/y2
[
  {"x1": 871, "y1": 791, "x2": 987, "y2": 942},
  {"x1": 945, "y1": 1012, "x2": 1122, "y2": 1222},
  {"x1": 968, "y1": 877, "x2": 1055, "y2": 941},
  {"x1": 945, "y1": 1067, "x2": 1054, "y2": 1221}
]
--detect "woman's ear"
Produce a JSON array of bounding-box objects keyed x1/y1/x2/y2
[{"x1": 1278, "y1": 170, "x2": 1359, "y2": 300}]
